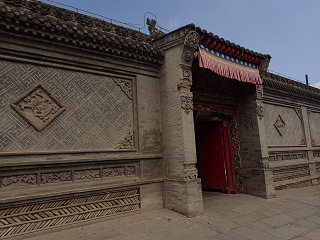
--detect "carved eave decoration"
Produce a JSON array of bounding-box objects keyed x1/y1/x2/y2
[
  {"x1": 261, "y1": 71, "x2": 320, "y2": 102},
  {"x1": 0, "y1": 0, "x2": 164, "y2": 65}
]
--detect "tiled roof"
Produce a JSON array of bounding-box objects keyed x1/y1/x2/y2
[
  {"x1": 0, "y1": 0, "x2": 164, "y2": 65},
  {"x1": 195, "y1": 27, "x2": 271, "y2": 64}
]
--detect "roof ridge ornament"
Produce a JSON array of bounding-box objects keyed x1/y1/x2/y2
[{"x1": 146, "y1": 18, "x2": 165, "y2": 40}]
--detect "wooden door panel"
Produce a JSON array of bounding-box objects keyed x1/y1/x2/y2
[{"x1": 195, "y1": 121, "x2": 228, "y2": 189}]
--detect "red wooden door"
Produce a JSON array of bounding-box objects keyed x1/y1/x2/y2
[{"x1": 195, "y1": 121, "x2": 228, "y2": 189}]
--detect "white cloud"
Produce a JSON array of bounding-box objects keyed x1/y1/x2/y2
[{"x1": 311, "y1": 81, "x2": 320, "y2": 89}]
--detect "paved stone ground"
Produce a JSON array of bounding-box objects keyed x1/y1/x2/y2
[{"x1": 10, "y1": 185, "x2": 320, "y2": 240}]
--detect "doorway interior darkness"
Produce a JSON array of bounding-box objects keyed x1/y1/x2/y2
[{"x1": 194, "y1": 114, "x2": 238, "y2": 194}]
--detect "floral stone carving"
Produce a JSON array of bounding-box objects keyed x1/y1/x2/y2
[
  {"x1": 11, "y1": 84, "x2": 65, "y2": 131},
  {"x1": 184, "y1": 163, "x2": 198, "y2": 180},
  {"x1": 117, "y1": 128, "x2": 134, "y2": 149},
  {"x1": 1, "y1": 174, "x2": 37, "y2": 186},
  {"x1": 75, "y1": 170, "x2": 100, "y2": 180},
  {"x1": 180, "y1": 94, "x2": 193, "y2": 115},
  {"x1": 41, "y1": 171, "x2": 71, "y2": 184},
  {"x1": 244, "y1": 115, "x2": 253, "y2": 130},
  {"x1": 127, "y1": 166, "x2": 135, "y2": 176},
  {"x1": 184, "y1": 31, "x2": 200, "y2": 48},
  {"x1": 103, "y1": 167, "x2": 125, "y2": 177},
  {"x1": 256, "y1": 104, "x2": 264, "y2": 120},
  {"x1": 112, "y1": 77, "x2": 133, "y2": 100}
]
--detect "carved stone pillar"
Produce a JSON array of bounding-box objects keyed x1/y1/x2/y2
[
  {"x1": 255, "y1": 83, "x2": 276, "y2": 198},
  {"x1": 155, "y1": 28, "x2": 203, "y2": 217},
  {"x1": 238, "y1": 81, "x2": 275, "y2": 198}
]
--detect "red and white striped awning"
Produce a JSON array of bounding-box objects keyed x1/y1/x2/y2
[{"x1": 198, "y1": 44, "x2": 262, "y2": 85}]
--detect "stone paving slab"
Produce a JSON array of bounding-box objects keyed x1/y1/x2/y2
[{"x1": 8, "y1": 185, "x2": 320, "y2": 240}]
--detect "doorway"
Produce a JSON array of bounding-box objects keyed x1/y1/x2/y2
[{"x1": 195, "y1": 118, "x2": 238, "y2": 194}]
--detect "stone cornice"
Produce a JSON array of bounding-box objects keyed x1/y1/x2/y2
[
  {"x1": 154, "y1": 24, "x2": 195, "y2": 49},
  {"x1": 0, "y1": 0, "x2": 163, "y2": 65},
  {"x1": 261, "y1": 71, "x2": 320, "y2": 101}
]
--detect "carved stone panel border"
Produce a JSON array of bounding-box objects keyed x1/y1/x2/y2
[
  {"x1": 0, "y1": 162, "x2": 138, "y2": 188},
  {"x1": 0, "y1": 188, "x2": 140, "y2": 238},
  {"x1": 269, "y1": 152, "x2": 307, "y2": 162}
]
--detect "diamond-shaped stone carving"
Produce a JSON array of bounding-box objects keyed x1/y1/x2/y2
[
  {"x1": 11, "y1": 84, "x2": 65, "y2": 131},
  {"x1": 274, "y1": 115, "x2": 285, "y2": 136}
]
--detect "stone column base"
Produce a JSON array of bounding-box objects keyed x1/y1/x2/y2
[{"x1": 164, "y1": 178, "x2": 203, "y2": 217}]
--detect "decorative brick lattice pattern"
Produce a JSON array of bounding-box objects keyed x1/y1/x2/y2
[
  {"x1": 264, "y1": 104, "x2": 304, "y2": 146},
  {"x1": 0, "y1": 60, "x2": 133, "y2": 152},
  {"x1": 273, "y1": 166, "x2": 310, "y2": 182},
  {"x1": 308, "y1": 111, "x2": 320, "y2": 146},
  {"x1": 0, "y1": 189, "x2": 140, "y2": 238}
]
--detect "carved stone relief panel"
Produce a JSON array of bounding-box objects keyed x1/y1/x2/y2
[
  {"x1": 41, "y1": 171, "x2": 72, "y2": 184},
  {"x1": 264, "y1": 104, "x2": 304, "y2": 147},
  {"x1": 10, "y1": 84, "x2": 65, "y2": 131},
  {"x1": 180, "y1": 93, "x2": 193, "y2": 115},
  {"x1": 75, "y1": 170, "x2": 100, "y2": 180},
  {"x1": 269, "y1": 152, "x2": 307, "y2": 162},
  {"x1": 127, "y1": 166, "x2": 135, "y2": 176},
  {"x1": 184, "y1": 163, "x2": 198, "y2": 180},
  {"x1": 184, "y1": 31, "x2": 200, "y2": 49},
  {"x1": 258, "y1": 58, "x2": 270, "y2": 71},
  {"x1": 244, "y1": 115, "x2": 253, "y2": 130},
  {"x1": 1, "y1": 174, "x2": 37, "y2": 187},
  {"x1": 184, "y1": 49, "x2": 193, "y2": 61},
  {"x1": 314, "y1": 151, "x2": 320, "y2": 158},
  {"x1": 1, "y1": 162, "x2": 138, "y2": 188},
  {"x1": 256, "y1": 104, "x2": 264, "y2": 120},
  {"x1": 260, "y1": 157, "x2": 270, "y2": 170},
  {"x1": 116, "y1": 128, "x2": 134, "y2": 149},
  {"x1": 308, "y1": 111, "x2": 320, "y2": 146},
  {"x1": 177, "y1": 67, "x2": 192, "y2": 92},
  {"x1": 0, "y1": 60, "x2": 134, "y2": 152},
  {"x1": 103, "y1": 167, "x2": 125, "y2": 177}
]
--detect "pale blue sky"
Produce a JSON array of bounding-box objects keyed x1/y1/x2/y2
[{"x1": 46, "y1": 0, "x2": 320, "y2": 86}]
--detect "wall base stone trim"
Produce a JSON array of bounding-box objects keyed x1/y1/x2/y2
[{"x1": 0, "y1": 188, "x2": 140, "y2": 238}]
